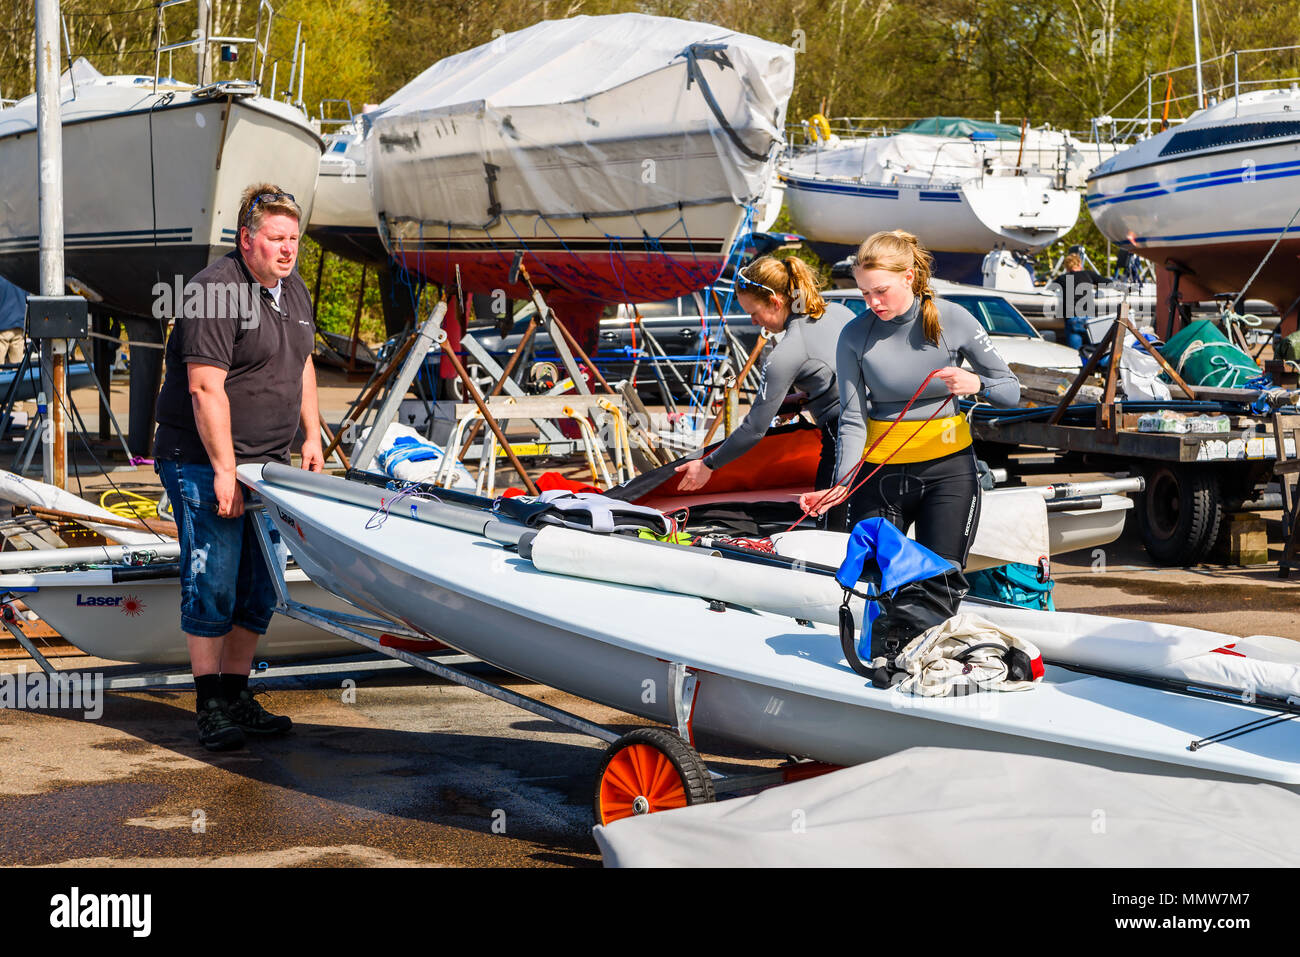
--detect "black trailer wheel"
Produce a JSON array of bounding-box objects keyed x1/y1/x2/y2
[
  {"x1": 1135, "y1": 465, "x2": 1224, "y2": 565},
  {"x1": 594, "y1": 727, "x2": 714, "y2": 825}
]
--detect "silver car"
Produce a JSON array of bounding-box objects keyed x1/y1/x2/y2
[{"x1": 823, "y1": 285, "x2": 1083, "y2": 373}]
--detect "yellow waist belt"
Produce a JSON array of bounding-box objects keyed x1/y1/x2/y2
[{"x1": 864, "y1": 415, "x2": 971, "y2": 464}]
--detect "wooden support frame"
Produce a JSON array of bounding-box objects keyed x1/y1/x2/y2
[
  {"x1": 322, "y1": 334, "x2": 417, "y2": 460},
  {"x1": 701, "y1": 332, "x2": 767, "y2": 447},
  {"x1": 441, "y1": 333, "x2": 539, "y2": 496},
  {"x1": 1047, "y1": 304, "x2": 1198, "y2": 429}
]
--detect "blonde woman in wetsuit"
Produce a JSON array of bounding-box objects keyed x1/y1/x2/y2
[
  {"x1": 802, "y1": 230, "x2": 1020, "y2": 573},
  {"x1": 675, "y1": 256, "x2": 855, "y2": 526}
]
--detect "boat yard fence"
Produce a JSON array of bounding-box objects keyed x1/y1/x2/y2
[{"x1": 1097, "y1": 44, "x2": 1300, "y2": 140}]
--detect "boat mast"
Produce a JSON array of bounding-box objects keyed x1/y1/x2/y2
[
  {"x1": 1191, "y1": 0, "x2": 1205, "y2": 108},
  {"x1": 195, "y1": 0, "x2": 210, "y2": 86},
  {"x1": 34, "y1": 0, "x2": 67, "y2": 487}
]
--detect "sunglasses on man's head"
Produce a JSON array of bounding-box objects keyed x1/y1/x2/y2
[
  {"x1": 244, "y1": 191, "x2": 296, "y2": 228},
  {"x1": 735, "y1": 269, "x2": 777, "y2": 298}
]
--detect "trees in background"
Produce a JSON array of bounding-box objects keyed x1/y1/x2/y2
[{"x1": 0, "y1": 0, "x2": 1295, "y2": 324}]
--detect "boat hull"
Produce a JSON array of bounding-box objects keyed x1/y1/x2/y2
[
  {"x1": 307, "y1": 127, "x2": 386, "y2": 265},
  {"x1": 0, "y1": 92, "x2": 322, "y2": 316},
  {"x1": 242, "y1": 464, "x2": 1300, "y2": 788},
  {"x1": 1087, "y1": 99, "x2": 1300, "y2": 319},
  {"x1": 3, "y1": 568, "x2": 362, "y2": 665},
  {"x1": 384, "y1": 202, "x2": 741, "y2": 305},
  {"x1": 780, "y1": 171, "x2": 1080, "y2": 256}
]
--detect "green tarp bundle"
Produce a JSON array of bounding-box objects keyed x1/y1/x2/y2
[
  {"x1": 1159, "y1": 319, "x2": 1261, "y2": 389},
  {"x1": 899, "y1": 116, "x2": 1024, "y2": 141}
]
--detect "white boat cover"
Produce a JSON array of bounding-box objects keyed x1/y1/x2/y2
[
  {"x1": 785, "y1": 133, "x2": 986, "y2": 186},
  {"x1": 594, "y1": 746, "x2": 1300, "y2": 866},
  {"x1": 366, "y1": 14, "x2": 795, "y2": 225},
  {"x1": 0, "y1": 468, "x2": 170, "y2": 546}
]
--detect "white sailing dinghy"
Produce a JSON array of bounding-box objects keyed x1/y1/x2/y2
[
  {"x1": 240, "y1": 463, "x2": 1300, "y2": 794},
  {"x1": 0, "y1": 471, "x2": 362, "y2": 664}
]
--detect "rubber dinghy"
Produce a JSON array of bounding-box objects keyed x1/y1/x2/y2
[{"x1": 240, "y1": 464, "x2": 1300, "y2": 789}]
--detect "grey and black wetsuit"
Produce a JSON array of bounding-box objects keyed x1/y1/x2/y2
[
  {"x1": 701, "y1": 302, "x2": 855, "y2": 491},
  {"x1": 833, "y1": 296, "x2": 1019, "y2": 566},
  {"x1": 832, "y1": 295, "x2": 1020, "y2": 654}
]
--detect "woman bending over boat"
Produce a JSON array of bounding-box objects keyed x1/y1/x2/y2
[
  {"x1": 675, "y1": 256, "x2": 855, "y2": 526},
  {"x1": 801, "y1": 230, "x2": 1019, "y2": 574}
]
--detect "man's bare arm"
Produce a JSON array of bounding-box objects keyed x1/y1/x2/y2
[
  {"x1": 188, "y1": 362, "x2": 243, "y2": 517},
  {"x1": 298, "y1": 357, "x2": 323, "y2": 472}
]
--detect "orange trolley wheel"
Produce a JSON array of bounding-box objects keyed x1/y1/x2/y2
[{"x1": 593, "y1": 727, "x2": 715, "y2": 825}]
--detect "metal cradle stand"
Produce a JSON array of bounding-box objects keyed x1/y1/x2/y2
[
  {"x1": 1, "y1": 611, "x2": 455, "y2": 692},
  {"x1": 245, "y1": 501, "x2": 821, "y2": 798},
  {"x1": 247, "y1": 500, "x2": 623, "y2": 742}
]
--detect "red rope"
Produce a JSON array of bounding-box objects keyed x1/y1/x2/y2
[{"x1": 779, "y1": 369, "x2": 956, "y2": 535}]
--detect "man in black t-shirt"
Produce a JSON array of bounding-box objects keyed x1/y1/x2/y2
[{"x1": 153, "y1": 182, "x2": 322, "y2": 751}]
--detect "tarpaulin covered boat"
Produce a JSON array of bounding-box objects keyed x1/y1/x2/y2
[{"x1": 365, "y1": 13, "x2": 794, "y2": 334}]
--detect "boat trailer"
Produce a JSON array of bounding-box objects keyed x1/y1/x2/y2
[{"x1": 244, "y1": 501, "x2": 839, "y2": 824}]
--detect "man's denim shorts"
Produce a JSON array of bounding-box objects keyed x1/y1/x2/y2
[{"x1": 156, "y1": 459, "x2": 280, "y2": 638}]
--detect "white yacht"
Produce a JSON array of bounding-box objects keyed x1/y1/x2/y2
[
  {"x1": 0, "y1": 5, "x2": 322, "y2": 318},
  {"x1": 1088, "y1": 54, "x2": 1300, "y2": 321},
  {"x1": 779, "y1": 119, "x2": 1086, "y2": 278}
]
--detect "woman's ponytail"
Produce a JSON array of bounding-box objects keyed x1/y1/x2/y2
[
  {"x1": 785, "y1": 257, "x2": 827, "y2": 319},
  {"x1": 740, "y1": 255, "x2": 826, "y2": 319}
]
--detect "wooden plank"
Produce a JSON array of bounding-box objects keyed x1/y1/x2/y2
[
  {"x1": 453, "y1": 394, "x2": 625, "y2": 420},
  {"x1": 1020, "y1": 387, "x2": 1073, "y2": 406},
  {"x1": 16, "y1": 529, "x2": 49, "y2": 551},
  {"x1": 1, "y1": 526, "x2": 33, "y2": 551},
  {"x1": 21, "y1": 519, "x2": 66, "y2": 551},
  {"x1": 26, "y1": 507, "x2": 177, "y2": 539},
  {"x1": 973, "y1": 419, "x2": 1202, "y2": 461},
  {"x1": 1193, "y1": 386, "x2": 1266, "y2": 403},
  {"x1": 1007, "y1": 363, "x2": 1103, "y2": 393},
  {"x1": 1098, "y1": 308, "x2": 1128, "y2": 435}
]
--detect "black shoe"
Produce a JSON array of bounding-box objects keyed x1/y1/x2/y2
[
  {"x1": 225, "y1": 689, "x2": 292, "y2": 736},
  {"x1": 197, "y1": 697, "x2": 245, "y2": 751}
]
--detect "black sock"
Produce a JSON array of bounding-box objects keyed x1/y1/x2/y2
[
  {"x1": 220, "y1": 673, "x2": 249, "y2": 702},
  {"x1": 195, "y1": 674, "x2": 223, "y2": 711}
]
